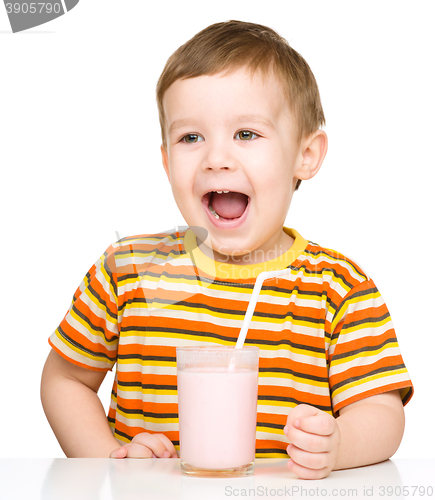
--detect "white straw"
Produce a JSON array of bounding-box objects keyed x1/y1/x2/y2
[{"x1": 235, "y1": 268, "x2": 293, "y2": 349}]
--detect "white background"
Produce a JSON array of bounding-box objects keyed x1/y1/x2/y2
[{"x1": 1, "y1": 1, "x2": 434, "y2": 459}]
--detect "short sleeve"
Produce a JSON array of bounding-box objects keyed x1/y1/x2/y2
[
  {"x1": 49, "y1": 246, "x2": 119, "y2": 372},
  {"x1": 328, "y1": 279, "x2": 413, "y2": 414}
]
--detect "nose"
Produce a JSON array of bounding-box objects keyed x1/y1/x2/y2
[{"x1": 201, "y1": 138, "x2": 237, "y2": 172}]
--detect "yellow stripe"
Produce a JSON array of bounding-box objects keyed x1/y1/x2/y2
[
  {"x1": 54, "y1": 329, "x2": 113, "y2": 366},
  {"x1": 69, "y1": 307, "x2": 117, "y2": 343},
  {"x1": 331, "y1": 342, "x2": 399, "y2": 367},
  {"x1": 116, "y1": 234, "x2": 180, "y2": 245},
  {"x1": 256, "y1": 453, "x2": 288, "y2": 458},
  {"x1": 50, "y1": 227, "x2": 412, "y2": 452},
  {"x1": 113, "y1": 432, "x2": 129, "y2": 444},
  {"x1": 80, "y1": 287, "x2": 118, "y2": 329},
  {"x1": 258, "y1": 400, "x2": 293, "y2": 408},
  {"x1": 333, "y1": 368, "x2": 409, "y2": 397},
  {"x1": 117, "y1": 359, "x2": 176, "y2": 368},
  {"x1": 342, "y1": 317, "x2": 391, "y2": 337},
  {"x1": 259, "y1": 372, "x2": 328, "y2": 388},
  {"x1": 118, "y1": 330, "x2": 326, "y2": 358},
  {"x1": 117, "y1": 408, "x2": 178, "y2": 423},
  {"x1": 331, "y1": 292, "x2": 381, "y2": 332},
  {"x1": 185, "y1": 227, "x2": 308, "y2": 280},
  {"x1": 257, "y1": 426, "x2": 286, "y2": 435},
  {"x1": 118, "y1": 387, "x2": 178, "y2": 395},
  {"x1": 311, "y1": 249, "x2": 367, "y2": 281}
]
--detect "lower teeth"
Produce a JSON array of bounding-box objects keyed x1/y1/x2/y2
[
  {"x1": 209, "y1": 205, "x2": 220, "y2": 219},
  {"x1": 209, "y1": 205, "x2": 241, "y2": 221}
]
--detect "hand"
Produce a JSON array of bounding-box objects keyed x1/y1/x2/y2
[
  {"x1": 110, "y1": 432, "x2": 178, "y2": 459},
  {"x1": 284, "y1": 404, "x2": 340, "y2": 479}
]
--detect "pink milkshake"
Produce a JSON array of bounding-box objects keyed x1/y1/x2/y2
[{"x1": 176, "y1": 346, "x2": 259, "y2": 477}]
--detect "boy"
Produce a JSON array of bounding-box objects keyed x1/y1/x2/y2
[{"x1": 41, "y1": 20, "x2": 413, "y2": 480}]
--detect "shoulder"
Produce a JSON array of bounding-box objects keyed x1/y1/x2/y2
[
  {"x1": 294, "y1": 239, "x2": 371, "y2": 297},
  {"x1": 102, "y1": 229, "x2": 187, "y2": 274},
  {"x1": 70, "y1": 228, "x2": 188, "y2": 303},
  {"x1": 112, "y1": 228, "x2": 184, "y2": 254}
]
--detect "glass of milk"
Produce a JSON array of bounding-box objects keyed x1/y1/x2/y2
[{"x1": 177, "y1": 345, "x2": 259, "y2": 477}]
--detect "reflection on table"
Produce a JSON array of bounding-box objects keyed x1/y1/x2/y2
[{"x1": 0, "y1": 458, "x2": 433, "y2": 500}]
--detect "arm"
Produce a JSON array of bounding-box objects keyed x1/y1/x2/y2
[
  {"x1": 41, "y1": 349, "x2": 177, "y2": 458},
  {"x1": 41, "y1": 349, "x2": 120, "y2": 458},
  {"x1": 334, "y1": 390, "x2": 405, "y2": 470},
  {"x1": 284, "y1": 390, "x2": 405, "y2": 479}
]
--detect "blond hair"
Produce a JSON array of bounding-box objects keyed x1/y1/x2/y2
[{"x1": 156, "y1": 20, "x2": 325, "y2": 190}]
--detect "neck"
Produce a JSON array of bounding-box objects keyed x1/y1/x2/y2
[{"x1": 197, "y1": 231, "x2": 294, "y2": 266}]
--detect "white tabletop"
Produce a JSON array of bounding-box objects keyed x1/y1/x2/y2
[{"x1": 0, "y1": 458, "x2": 433, "y2": 500}]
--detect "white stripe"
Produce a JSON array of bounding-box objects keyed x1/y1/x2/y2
[
  {"x1": 114, "y1": 413, "x2": 178, "y2": 432},
  {"x1": 303, "y1": 252, "x2": 368, "y2": 283},
  {"x1": 50, "y1": 333, "x2": 113, "y2": 369},
  {"x1": 331, "y1": 345, "x2": 404, "y2": 376},
  {"x1": 115, "y1": 377, "x2": 329, "y2": 400},
  {"x1": 256, "y1": 431, "x2": 290, "y2": 443},
  {"x1": 65, "y1": 313, "x2": 118, "y2": 348},
  {"x1": 81, "y1": 289, "x2": 118, "y2": 330},
  {"x1": 257, "y1": 404, "x2": 294, "y2": 415},
  {"x1": 329, "y1": 320, "x2": 395, "y2": 358},
  {"x1": 116, "y1": 337, "x2": 327, "y2": 371},
  {"x1": 332, "y1": 371, "x2": 410, "y2": 408},
  {"x1": 259, "y1": 377, "x2": 329, "y2": 396},
  {"x1": 119, "y1": 305, "x2": 328, "y2": 339},
  {"x1": 116, "y1": 389, "x2": 177, "y2": 403},
  {"x1": 117, "y1": 363, "x2": 177, "y2": 375}
]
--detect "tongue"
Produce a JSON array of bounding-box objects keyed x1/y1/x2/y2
[{"x1": 210, "y1": 192, "x2": 248, "y2": 219}]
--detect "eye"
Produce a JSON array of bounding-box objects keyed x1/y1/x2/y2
[
  {"x1": 236, "y1": 130, "x2": 258, "y2": 141},
  {"x1": 181, "y1": 134, "x2": 204, "y2": 143}
]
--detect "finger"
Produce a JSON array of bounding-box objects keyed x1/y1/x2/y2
[
  {"x1": 123, "y1": 442, "x2": 154, "y2": 459},
  {"x1": 285, "y1": 404, "x2": 319, "y2": 428},
  {"x1": 131, "y1": 433, "x2": 175, "y2": 458},
  {"x1": 287, "y1": 457, "x2": 330, "y2": 480},
  {"x1": 110, "y1": 446, "x2": 128, "y2": 459},
  {"x1": 287, "y1": 444, "x2": 330, "y2": 470},
  {"x1": 286, "y1": 427, "x2": 331, "y2": 453},
  {"x1": 123, "y1": 443, "x2": 153, "y2": 458},
  {"x1": 297, "y1": 414, "x2": 336, "y2": 436},
  {"x1": 153, "y1": 433, "x2": 178, "y2": 457}
]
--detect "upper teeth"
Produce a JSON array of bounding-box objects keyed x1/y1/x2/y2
[{"x1": 213, "y1": 190, "x2": 229, "y2": 193}]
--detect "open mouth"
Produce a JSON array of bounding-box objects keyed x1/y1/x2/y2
[{"x1": 202, "y1": 191, "x2": 250, "y2": 222}]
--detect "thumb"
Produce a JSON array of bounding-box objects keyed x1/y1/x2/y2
[{"x1": 285, "y1": 404, "x2": 319, "y2": 430}]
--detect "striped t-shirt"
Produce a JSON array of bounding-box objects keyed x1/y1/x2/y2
[{"x1": 49, "y1": 226, "x2": 413, "y2": 457}]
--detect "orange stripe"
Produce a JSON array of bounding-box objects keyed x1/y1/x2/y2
[
  {"x1": 334, "y1": 381, "x2": 414, "y2": 413},
  {"x1": 49, "y1": 230, "x2": 413, "y2": 450},
  {"x1": 48, "y1": 340, "x2": 110, "y2": 372}
]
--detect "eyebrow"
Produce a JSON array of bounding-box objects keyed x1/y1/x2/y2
[
  {"x1": 168, "y1": 118, "x2": 195, "y2": 135},
  {"x1": 235, "y1": 114, "x2": 275, "y2": 130},
  {"x1": 168, "y1": 114, "x2": 275, "y2": 134}
]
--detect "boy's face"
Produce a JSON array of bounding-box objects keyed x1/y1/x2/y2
[{"x1": 161, "y1": 67, "x2": 317, "y2": 265}]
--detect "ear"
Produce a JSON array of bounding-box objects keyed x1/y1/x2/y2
[
  {"x1": 161, "y1": 145, "x2": 171, "y2": 182},
  {"x1": 294, "y1": 130, "x2": 328, "y2": 181}
]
